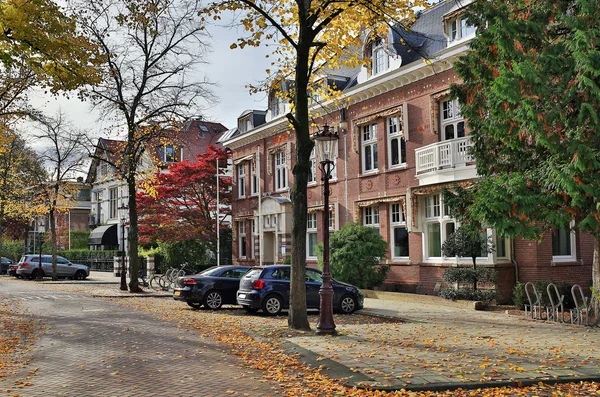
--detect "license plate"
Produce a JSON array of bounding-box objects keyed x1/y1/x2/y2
[
  {"x1": 238, "y1": 294, "x2": 246, "y2": 299},
  {"x1": 174, "y1": 291, "x2": 181, "y2": 296}
]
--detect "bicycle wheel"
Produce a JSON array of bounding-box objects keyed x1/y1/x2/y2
[
  {"x1": 158, "y1": 275, "x2": 170, "y2": 291},
  {"x1": 149, "y1": 275, "x2": 162, "y2": 291}
]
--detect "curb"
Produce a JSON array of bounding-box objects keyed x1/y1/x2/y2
[{"x1": 345, "y1": 375, "x2": 600, "y2": 393}]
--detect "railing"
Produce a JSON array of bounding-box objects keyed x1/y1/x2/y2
[{"x1": 415, "y1": 136, "x2": 474, "y2": 174}]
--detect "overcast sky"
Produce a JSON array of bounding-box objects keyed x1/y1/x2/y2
[{"x1": 31, "y1": 13, "x2": 272, "y2": 138}]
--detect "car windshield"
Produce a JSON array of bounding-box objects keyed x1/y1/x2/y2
[{"x1": 197, "y1": 267, "x2": 221, "y2": 277}]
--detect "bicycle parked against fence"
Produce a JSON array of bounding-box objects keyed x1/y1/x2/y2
[
  {"x1": 149, "y1": 263, "x2": 189, "y2": 291},
  {"x1": 138, "y1": 269, "x2": 149, "y2": 288}
]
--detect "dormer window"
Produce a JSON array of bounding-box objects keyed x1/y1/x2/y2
[
  {"x1": 163, "y1": 145, "x2": 182, "y2": 163},
  {"x1": 371, "y1": 38, "x2": 388, "y2": 75},
  {"x1": 447, "y1": 15, "x2": 476, "y2": 43},
  {"x1": 238, "y1": 116, "x2": 252, "y2": 133}
]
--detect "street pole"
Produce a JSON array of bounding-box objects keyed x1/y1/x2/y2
[
  {"x1": 216, "y1": 157, "x2": 220, "y2": 267},
  {"x1": 120, "y1": 219, "x2": 127, "y2": 290},
  {"x1": 313, "y1": 125, "x2": 339, "y2": 335}
]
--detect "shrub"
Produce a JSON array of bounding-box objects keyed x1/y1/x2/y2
[
  {"x1": 512, "y1": 282, "x2": 526, "y2": 309},
  {"x1": 439, "y1": 287, "x2": 499, "y2": 303},
  {"x1": 317, "y1": 222, "x2": 389, "y2": 289},
  {"x1": 1, "y1": 239, "x2": 25, "y2": 262},
  {"x1": 442, "y1": 267, "x2": 497, "y2": 285}
]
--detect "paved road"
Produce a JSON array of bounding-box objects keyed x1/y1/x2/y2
[{"x1": 0, "y1": 279, "x2": 281, "y2": 397}]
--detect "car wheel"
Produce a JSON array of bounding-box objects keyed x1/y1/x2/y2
[
  {"x1": 30, "y1": 269, "x2": 43, "y2": 280},
  {"x1": 242, "y1": 305, "x2": 259, "y2": 313},
  {"x1": 74, "y1": 270, "x2": 87, "y2": 280},
  {"x1": 203, "y1": 290, "x2": 223, "y2": 310},
  {"x1": 187, "y1": 302, "x2": 201, "y2": 309},
  {"x1": 261, "y1": 295, "x2": 282, "y2": 315},
  {"x1": 339, "y1": 295, "x2": 357, "y2": 314}
]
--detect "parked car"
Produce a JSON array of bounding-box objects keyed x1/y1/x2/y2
[
  {"x1": 236, "y1": 265, "x2": 364, "y2": 315},
  {"x1": 15, "y1": 255, "x2": 90, "y2": 280},
  {"x1": 8, "y1": 263, "x2": 18, "y2": 277},
  {"x1": 1, "y1": 257, "x2": 13, "y2": 275},
  {"x1": 173, "y1": 265, "x2": 251, "y2": 309}
]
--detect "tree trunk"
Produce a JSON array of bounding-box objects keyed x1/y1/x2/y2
[
  {"x1": 127, "y1": 174, "x2": 142, "y2": 292},
  {"x1": 50, "y1": 208, "x2": 58, "y2": 281},
  {"x1": 592, "y1": 236, "x2": 600, "y2": 314},
  {"x1": 472, "y1": 256, "x2": 477, "y2": 291},
  {"x1": 287, "y1": 18, "x2": 313, "y2": 331}
]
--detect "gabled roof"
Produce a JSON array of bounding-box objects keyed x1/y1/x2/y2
[{"x1": 85, "y1": 137, "x2": 126, "y2": 184}]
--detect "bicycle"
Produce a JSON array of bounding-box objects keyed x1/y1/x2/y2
[
  {"x1": 138, "y1": 269, "x2": 149, "y2": 288},
  {"x1": 150, "y1": 263, "x2": 189, "y2": 291}
]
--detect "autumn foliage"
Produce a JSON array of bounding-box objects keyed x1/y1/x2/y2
[{"x1": 137, "y1": 145, "x2": 231, "y2": 246}]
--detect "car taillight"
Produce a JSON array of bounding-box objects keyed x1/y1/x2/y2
[
  {"x1": 183, "y1": 278, "x2": 196, "y2": 285},
  {"x1": 21, "y1": 263, "x2": 29, "y2": 267},
  {"x1": 252, "y1": 280, "x2": 264, "y2": 290}
]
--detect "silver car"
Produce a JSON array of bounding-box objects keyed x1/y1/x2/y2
[{"x1": 16, "y1": 255, "x2": 90, "y2": 280}]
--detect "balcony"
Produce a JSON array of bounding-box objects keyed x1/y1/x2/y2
[{"x1": 415, "y1": 136, "x2": 476, "y2": 185}]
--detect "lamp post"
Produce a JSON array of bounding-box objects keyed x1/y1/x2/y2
[
  {"x1": 119, "y1": 204, "x2": 128, "y2": 291},
  {"x1": 312, "y1": 125, "x2": 339, "y2": 335}
]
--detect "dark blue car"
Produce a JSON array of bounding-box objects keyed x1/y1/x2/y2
[{"x1": 236, "y1": 265, "x2": 364, "y2": 315}]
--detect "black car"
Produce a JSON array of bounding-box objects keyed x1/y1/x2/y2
[
  {"x1": 236, "y1": 265, "x2": 364, "y2": 315},
  {"x1": 1, "y1": 257, "x2": 13, "y2": 275},
  {"x1": 173, "y1": 265, "x2": 250, "y2": 309}
]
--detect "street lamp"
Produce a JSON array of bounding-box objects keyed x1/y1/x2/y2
[
  {"x1": 119, "y1": 204, "x2": 129, "y2": 291},
  {"x1": 312, "y1": 124, "x2": 339, "y2": 335}
]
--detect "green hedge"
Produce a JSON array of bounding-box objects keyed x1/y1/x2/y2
[{"x1": 439, "y1": 287, "x2": 499, "y2": 303}]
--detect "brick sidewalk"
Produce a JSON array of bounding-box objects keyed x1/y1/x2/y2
[
  {"x1": 287, "y1": 296, "x2": 600, "y2": 391},
  {"x1": 0, "y1": 279, "x2": 281, "y2": 397}
]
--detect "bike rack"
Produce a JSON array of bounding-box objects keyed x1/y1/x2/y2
[
  {"x1": 570, "y1": 284, "x2": 590, "y2": 325},
  {"x1": 546, "y1": 283, "x2": 565, "y2": 323},
  {"x1": 524, "y1": 282, "x2": 544, "y2": 320}
]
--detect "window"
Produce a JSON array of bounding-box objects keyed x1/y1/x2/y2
[
  {"x1": 387, "y1": 116, "x2": 406, "y2": 168},
  {"x1": 552, "y1": 226, "x2": 575, "y2": 259},
  {"x1": 423, "y1": 194, "x2": 455, "y2": 258},
  {"x1": 390, "y1": 203, "x2": 409, "y2": 258},
  {"x1": 371, "y1": 39, "x2": 388, "y2": 75},
  {"x1": 94, "y1": 191, "x2": 103, "y2": 223},
  {"x1": 274, "y1": 151, "x2": 288, "y2": 190},
  {"x1": 251, "y1": 161, "x2": 259, "y2": 195},
  {"x1": 237, "y1": 163, "x2": 246, "y2": 198},
  {"x1": 307, "y1": 213, "x2": 318, "y2": 258},
  {"x1": 440, "y1": 98, "x2": 465, "y2": 141},
  {"x1": 496, "y1": 233, "x2": 507, "y2": 258},
  {"x1": 363, "y1": 205, "x2": 380, "y2": 234},
  {"x1": 238, "y1": 222, "x2": 247, "y2": 258},
  {"x1": 321, "y1": 140, "x2": 337, "y2": 179},
  {"x1": 308, "y1": 149, "x2": 316, "y2": 184},
  {"x1": 448, "y1": 16, "x2": 476, "y2": 43},
  {"x1": 164, "y1": 145, "x2": 182, "y2": 163},
  {"x1": 109, "y1": 188, "x2": 118, "y2": 219},
  {"x1": 361, "y1": 123, "x2": 378, "y2": 173}
]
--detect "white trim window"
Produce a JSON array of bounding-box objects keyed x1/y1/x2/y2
[
  {"x1": 238, "y1": 221, "x2": 247, "y2": 258},
  {"x1": 440, "y1": 98, "x2": 465, "y2": 141},
  {"x1": 363, "y1": 205, "x2": 380, "y2": 234},
  {"x1": 250, "y1": 160, "x2": 259, "y2": 196},
  {"x1": 552, "y1": 224, "x2": 576, "y2": 261},
  {"x1": 372, "y1": 38, "x2": 388, "y2": 75},
  {"x1": 308, "y1": 148, "x2": 316, "y2": 184},
  {"x1": 387, "y1": 115, "x2": 406, "y2": 168},
  {"x1": 163, "y1": 145, "x2": 182, "y2": 163},
  {"x1": 109, "y1": 188, "x2": 118, "y2": 219},
  {"x1": 237, "y1": 163, "x2": 246, "y2": 198},
  {"x1": 307, "y1": 213, "x2": 318, "y2": 259},
  {"x1": 423, "y1": 194, "x2": 455, "y2": 258},
  {"x1": 274, "y1": 151, "x2": 288, "y2": 190},
  {"x1": 361, "y1": 123, "x2": 378, "y2": 173},
  {"x1": 390, "y1": 203, "x2": 409, "y2": 258},
  {"x1": 448, "y1": 16, "x2": 476, "y2": 43}
]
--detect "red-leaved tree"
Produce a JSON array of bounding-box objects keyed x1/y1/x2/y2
[{"x1": 137, "y1": 146, "x2": 231, "y2": 250}]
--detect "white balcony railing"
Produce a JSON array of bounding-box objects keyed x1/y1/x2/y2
[{"x1": 415, "y1": 136, "x2": 474, "y2": 174}]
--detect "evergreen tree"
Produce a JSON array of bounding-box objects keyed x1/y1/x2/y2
[{"x1": 451, "y1": 1, "x2": 600, "y2": 291}]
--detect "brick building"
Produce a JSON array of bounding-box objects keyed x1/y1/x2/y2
[{"x1": 221, "y1": 0, "x2": 593, "y2": 301}]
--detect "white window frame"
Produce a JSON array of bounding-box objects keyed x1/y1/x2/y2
[
  {"x1": 308, "y1": 148, "x2": 316, "y2": 184},
  {"x1": 109, "y1": 188, "x2": 118, "y2": 219},
  {"x1": 363, "y1": 205, "x2": 380, "y2": 235},
  {"x1": 361, "y1": 123, "x2": 378, "y2": 174},
  {"x1": 164, "y1": 145, "x2": 182, "y2": 163},
  {"x1": 423, "y1": 194, "x2": 456, "y2": 260},
  {"x1": 552, "y1": 222, "x2": 577, "y2": 262},
  {"x1": 448, "y1": 16, "x2": 476, "y2": 43},
  {"x1": 440, "y1": 98, "x2": 465, "y2": 141},
  {"x1": 237, "y1": 163, "x2": 246, "y2": 198},
  {"x1": 387, "y1": 115, "x2": 406, "y2": 169},
  {"x1": 371, "y1": 38, "x2": 388, "y2": 75},
  {"x1": 238, "y1": 221, "x2": 247, "y2": 259},
  {"x1": 390, "y1": 203, "x2": 409, "y2": 259},
  {"x1": 274, "y1": 151, "x2": 288, "y2": 191},
  {"x1": 306, "y1": 213, "x2": 318, "y2": 259},
  {"x1": 250, "y1": 161, "x2": 259, "y2": 196}
]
